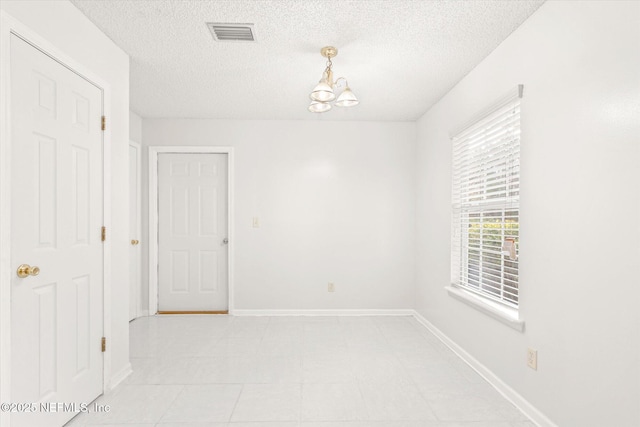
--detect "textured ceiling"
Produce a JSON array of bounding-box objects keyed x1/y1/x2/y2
[{"x1": 71, "y1": 0, "x2": 545, "y2": 121}]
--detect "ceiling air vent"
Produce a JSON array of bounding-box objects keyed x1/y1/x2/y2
[{"x1": 207, "y1": 23, "x2": 256, "y2": 42}]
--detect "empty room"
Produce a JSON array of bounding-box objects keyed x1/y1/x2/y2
[{"x1": 0, "y1": 1, "x2": 638, "y2": 427}]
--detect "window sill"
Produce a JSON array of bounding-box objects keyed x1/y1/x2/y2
[{"x1": 445, "y1": 285, "x2": 525, "y2": 332}]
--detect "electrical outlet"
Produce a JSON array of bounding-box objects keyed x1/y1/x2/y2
[
  {"x1": 527, "y1": 348, "x2": 537, "y2": 370},
  {"x1": 328, "y1": 282, "x2": 335, "y2": 292}
]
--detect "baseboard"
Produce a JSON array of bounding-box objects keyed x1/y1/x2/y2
[
  {"x1": 108, "y1": 362, "x2": 132, "y2": 391},
  {"x1": 158, "y1": 310, "x2": 228, "y2": 315},
  {"x1": 411, "y1": 311, "x2": 557, "y2": 427},
  {"x1": 233, "y1": 309, "x2": 415, "y2": 317}
]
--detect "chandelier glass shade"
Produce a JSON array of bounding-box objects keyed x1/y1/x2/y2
[
  {"x1": 308, "y1": 101, "x2": 332, "y2": 113},
  {"x1": 310, "y1": 77, "x2": 335, "y2": 102},
  {"x1": 308, "y1": 46, "x2": 359, "y2": 113},
  {"x1": 335, "y1": 86, "x2": 359, "y2": 107}
]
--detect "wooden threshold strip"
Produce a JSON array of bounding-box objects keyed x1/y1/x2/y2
[{"x1": 157, "y1": 310, "x2": 229, "y2": 315}]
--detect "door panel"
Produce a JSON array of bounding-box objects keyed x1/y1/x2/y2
[
  {"x1": 34, "y1": 282, "x2": 57, "y2": 398},
  {"x1": 73, "y1": 274, "x2": 91, "y2": 375},
  {"x1": 158, "y1": 153, "x2": 228, "y2": 311},
  {"x1": 36, "y1": 134, "x2": 57, "y2": 247},
  {"x1": 10, "y1": 35, "x2": 104, "y2": 427}
]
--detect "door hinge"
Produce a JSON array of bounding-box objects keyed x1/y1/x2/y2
[
  {"x1": 101, "y1": 337, "x2": 106, "y2": 352},
  {"x1": 101, "y1": 116, "x2": 106, "y2": 131},
  {"x1": 101, "y1": 226, "x2": 106, "y2": 242}
]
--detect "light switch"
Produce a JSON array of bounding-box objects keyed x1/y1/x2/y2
[{"x1": 252, "y1": 217, "x2": 260, "y2": 228}]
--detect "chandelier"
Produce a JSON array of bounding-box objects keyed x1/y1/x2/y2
[{"x1": 308, "y1": 46, "x2": 359, "y2": 113}]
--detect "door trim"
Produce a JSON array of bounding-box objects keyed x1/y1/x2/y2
[
  {"x1": 0, "y1": 11, "x2": 112, "y2": 427},
  {"x1": 148, "y1": 146, "x2": 234, "y2": 315}
]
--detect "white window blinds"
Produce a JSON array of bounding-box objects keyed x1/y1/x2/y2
[{"x1": 451, "y1": 89, "x2": 521, "y2": 307}]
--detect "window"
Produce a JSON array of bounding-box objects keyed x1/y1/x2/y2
[{"x1": 451, "y1": 89, "x2": 521, "y2": 308}]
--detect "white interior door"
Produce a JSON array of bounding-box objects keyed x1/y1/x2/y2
[
  {"x1": 157, "y1": 153, "x2": 228, "y2": 311},
  {"x1": 10, "y1": 35, "x2": 104, "y2": 427},
  {"x1": 129, "y1": 141, "x2": 141, "y2": 320}
]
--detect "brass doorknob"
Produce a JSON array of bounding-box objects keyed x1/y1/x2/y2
[
  {"x1": 17, "y1": 264, "x2": 40, "y2": 278},
  {"x1": 131, "y1": 239, "x2": 139, "y2": 245}
]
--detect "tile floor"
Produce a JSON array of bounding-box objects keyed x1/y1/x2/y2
[{"x1": 66, "y1": 315, "x2": 535, "y2": 427}]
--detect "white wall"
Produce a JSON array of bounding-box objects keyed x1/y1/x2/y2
[
  {"x1": 130, "y1": 110, "x2": 142, "y2": 143},
  {"x1": 415, "y1": 1, "x2": 640, "y2": 426},
  {"x1": 0, "y1": 0, "x2": 131, "y2": 388},
  {"x1": 143, "y1": 119, "x2": 416, "y2": 312}
]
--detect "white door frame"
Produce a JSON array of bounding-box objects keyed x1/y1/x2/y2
[
  {"x1": 148, "y1": 146, "x2": 234, "y2": 314},
  {"x1": 0, "y1": 11, "x2": 112, "y2": 427},
  {"x1": 129, "y1": 140, "x2": 142, "y2": 320}
]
